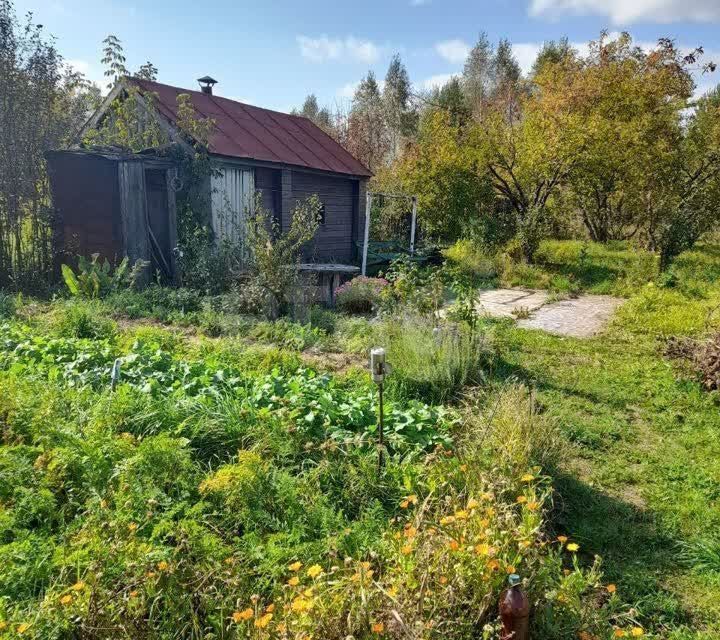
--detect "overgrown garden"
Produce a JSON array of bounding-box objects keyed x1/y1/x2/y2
[{"x1": 2, "y1": 1, "x2": 720, "y2": 638}]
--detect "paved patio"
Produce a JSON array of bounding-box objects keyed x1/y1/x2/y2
[{"x1": 475, "y1": 288, "x2": 625, "y2": 338}]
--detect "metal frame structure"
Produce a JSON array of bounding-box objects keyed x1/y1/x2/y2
[{"x1": 361, "y1": 192, "x2": 418, "y2": 276}]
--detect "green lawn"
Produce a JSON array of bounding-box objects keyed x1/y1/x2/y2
[{"x1": 490, "y1": 240, "x2": 720, "y2": 638}]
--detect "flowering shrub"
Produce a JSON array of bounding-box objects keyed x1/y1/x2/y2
[{"x1": 335, "y1": 276, "x2": 389, "y2": 314}]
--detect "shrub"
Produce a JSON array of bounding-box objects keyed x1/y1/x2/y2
[
  {"x1": 250, "y1": 319, "x2": 325, "y2": 351},
  {"x1": 376, "y1": 316, "x2": 494, "y2": 403},
  {"x1": 335, "y1": 276, "x2": 389, "y2": 314},
  {"x1": 105, "y1": 285, "x2": 203, "y2": 321},
  {"x1": 61, "y1": 254, "x2": 148, "y2": 298},
  {"x1": 443, "y1": 239, "x2": 497, "y2": 280},
  {"x1": 48, "y1": 300, "x2": 117, "y2": 340},
  {"x1": 0, "y1": 291, "x2": 15, "y2": 318}
]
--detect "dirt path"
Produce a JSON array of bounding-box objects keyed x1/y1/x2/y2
[{"x1": 476, "y1": 288, "x2": 624, "y2": 338}]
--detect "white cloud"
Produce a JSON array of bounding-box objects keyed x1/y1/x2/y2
[
  {"x1": 435, "y1": 39, "x2": 471, "y2": 65},
  {"x1": 337, "y1": 81, "x2": 360, "y2": 99},
  {"x1": 65, "y1": 59, "x2": 105, "y2": 87},
  {"x1": 419, "y1": 73, "x2": 458, "y2": 91},
  {"x1": 297, "y1": 35, "x2": 381, "y2": 63},
  {"x1": 529, "y1": 0, "x2": 720, "y2": 25}
]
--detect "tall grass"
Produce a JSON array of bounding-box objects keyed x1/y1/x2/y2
[{"x1": 369, "y1": 316, "x2": 494, "y2": 403}]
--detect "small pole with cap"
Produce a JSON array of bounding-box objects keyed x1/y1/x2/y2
[
  {"x1": 110, "y1": 358, "x2": 121, "y2": 391},
  {"x1": 370, "y1": 347, "x2": 390, "y2": 470}
]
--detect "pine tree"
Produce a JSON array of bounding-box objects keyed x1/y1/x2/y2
[
  {"x1": 383, "y1": 54, "x2": 415, "y2": 157},
  {"x1": 347, "y1": 71, "x2": 390, "y2": 171}
]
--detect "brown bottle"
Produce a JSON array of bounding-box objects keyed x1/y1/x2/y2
[{"x1": 499, "y1": 574, "x2": 530, "y2": 640}]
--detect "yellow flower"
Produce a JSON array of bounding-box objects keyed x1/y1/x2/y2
[
  {"x1": 128, "y1": 522, "x2": 138, "y2": 532},
  {"x1": 516, "y1": 496, "x2": 527, "y2": 504},
  {"x1": 288, "y1": 561, "x2": 302, "y2": 572},
  {"x1": 265, "y1": 604, "x2": 275, "y2": 613},
  {"x1": 475, "y1": 543, "x2": 490, "y2": 555},
  {"x1": 17, "y1": 624, "x2": 30, "y2": 634},
  {"x1": 407, "y1": 494, "x2": 418, "y2": 504},
  {"x1": 254, "y1": 613, "x2": 273, "y2": 628},
  {"x1": 399, "y1": 500, "x2": 409, "y2": 509},
  {"x1": 291, "y1": 596, "x2": 313, "y2": 612},
  {"x1": 487, "y1": 559, "x2": 500, "y2": 571},
  {"x1": 303, "y1": 587, "x2": 314, "y2": 598},
  {"x1": 232, "y1": 608, "x2": 253, "y2": 622},
  {"x1": 371, "y1": 622, "x2": 385, "y2": 633},
  {"x1": 71, "y1": 581, "x2": 85, "y2": 591},
  {"x1": 454, "y1": 510, "x2": 469, "y2": 520},
  {"x1": 607, "y1": 584, "x2": 617, "y2": 594},
  {"x1": 631, "y1": 629, "x2": 644, "y2": 637},
  {"x1": 439, "y1": 515, "x2": 456, "y2": 525},
  {"x1": 157, "y1": 561, "x2": 169, "y2": 572},
  {"x1": 521, "y1": 473, "x2": 535, "y2": 482},
  {"x1": 287, "y1": 577, "x2": 300, "y2": 586},
  {"x1": 527, "y1": 501, "x2": 540, "y2": 511},
  {"x1": 401, "y1": 544, "x2": 413, "y2": 555},
  {"x1": 60, "y1": 594, "x2": 73, "y2": 605},
  {"x1": 0, "y1": 622, "x2": 6, "y2": 631},
  {"x1": 307, "y1": 564, "x2": 323, "y2": 578},
  {"x1": 566, "y1": 543, "x2": 580, "y2": 552},
  {"x1": 467, "y1": 498, "x2": 479, "y2": 509},
  {"x1": 506, "y1": 565, "x2": 516, "y2": 574}
]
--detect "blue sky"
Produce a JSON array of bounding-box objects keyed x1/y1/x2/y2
[{"x1": 18, "y1": 0, "x2": 720, "y2": 112}]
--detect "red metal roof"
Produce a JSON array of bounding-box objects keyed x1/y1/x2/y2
[{"x1": 128, "y1": 78, "x2": 372, "y2": 177}]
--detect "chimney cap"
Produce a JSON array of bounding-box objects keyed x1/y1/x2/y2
[{"x1": 198, "y1": 76, "x2": 218, "y2": 86}]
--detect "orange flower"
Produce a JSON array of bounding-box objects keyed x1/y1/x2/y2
[
  {"x1": 407, "y1": 494, "x2": 418, "y2": 505},
  {"x1": 157, "y1": 561, "x2": 169, "y2": 572},
  {"x1": 607, "y1": 584, "x2": 617, "y2": 594},
  {"x1": 516, "y1": 496, "x2": 527, "y2": 504},
  {"x1": 613, "y1": 631, "x2": 627, "y2": 638},
  {"x1": 60, "y1": 594, "x2": 73, "y2": 605},
  {"x1": 404, "y1": 526, "x2": 417, "y2": 538},
  {"x1": 71, "y1": 581, "x2": 85, "y2": 591},
  {"x1": 287, "y1": 577, "x2": 300, "y2": 586},
  {"x1": 288, "y1": 561, "x2": 302, "y2": 571},
  {"x1": 232, "y1": 608, "x2": 253, "y2": 622},
  {"x1": 527, "y1": 501, "x2": 540, "y2": 511},
  {"x1": 265, "y1": 603, "x2": 275, "y2": 613},
  {"x1": 129, "y1": 590, "x2": 139, "y2": 598},
  {"x1": 448, "y1": 540, "x2": 459, "y2": 551},
  {"x1": 557, "y1": 536, "x2": 568, "y2": 544},
  {"x1": 487, "y1": 559, "x2": 500, "y2": 571},
  {"x1": 439, "y1": 576, "x2": 448, "y2": 584},
  {"x1": 371, "y1": 622, "x2": 385, "y2": 633},
  {"x1": 399, "y1": 500, "x2": 409, "y2": 509},
  {"x1": 506, "y1": 565, "x2": 516, "y2": 574},
  {"x1": 401, "y1": 544, "x2": 413, "y2": 555}
]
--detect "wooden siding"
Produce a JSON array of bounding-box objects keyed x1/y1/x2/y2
[
  {"x1": 46, "y1": 153, "x2": 122, "y2": 269},
  {"x1": 211, "y1": 166, "x2": 255, "y2": 249},
  {"x1": 290, "y1": 170, "x2": 356, "y2": 262}
]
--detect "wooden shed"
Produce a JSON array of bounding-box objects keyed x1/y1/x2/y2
[
  {"x1": 79, "y1": 77, "x2": 372, "y2": 265},
  {"x1": 46, "y1": 148, "x2": 178, "y2": 281}
]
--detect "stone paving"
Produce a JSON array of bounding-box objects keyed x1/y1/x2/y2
[{"x1": 475, "y1": 288, "x2": 624, "y2": 338}]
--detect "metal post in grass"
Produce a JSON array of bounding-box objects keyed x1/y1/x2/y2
[
  {"x1": 110, "y1": 358, "x2": 121, "y2": 391},
  {"x1": 370, "y1": 347, "x2": 390, "y2": 470}
]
